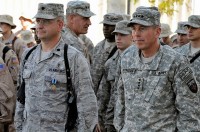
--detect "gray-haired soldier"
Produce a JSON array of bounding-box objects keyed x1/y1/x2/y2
[
  {"x1": 114, "y1": 6, "x2": 199, "y2": 131},
  {"x1": 175, "y1": 21, "x2": 189, "y2": 47},
  {"x1": 177, "y1": 15, "x2": 200, "y2": 98},
  {"x1": 14, "y1": 3, "x2": 98, "y2": 132},
  {"x1": 98, "y1": 20, "x2": 134, "y2": 132},
  {"x1": 91, "y1": 13, "x2": 123, "y2": 94},
  {"x1": 63, "y1": 0, "x2": 95, "y2": 64}
]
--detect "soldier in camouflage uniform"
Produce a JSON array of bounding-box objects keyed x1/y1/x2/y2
[
  {"x1": 0, "y1": 42, "x2": 19, "y2": 87},
  {"x1": 174, "y1": 21, "x2": 190, "y2": 48},
  {"x1": 97, "y1": 20, "x2": 134, "y2": 132},
  {"x1": 114, "y1": 6, "x2": 200, "y2": 131},
  {"x1": 62, "y1": 0, "x2": 95, "y2": 64},
  {"x1": 176, "y1": 15, "x2": 200, "y2": 93},
  {"x1": 0, "y1": 15, "x2": 27, "y2": 62},
  {"x1": 0, "y1": 57, "x2": 16, "y2": 132},
  {"x1": 14, "y1": 3, "x2": 98, "y2": 132},
  {"x1": 91, "y1": 13, "x2": 123, "y2": 94}
]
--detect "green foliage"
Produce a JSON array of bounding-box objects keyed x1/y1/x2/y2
[{"x1": 132, "y1": 0, "x2": 190, "y2": 16}]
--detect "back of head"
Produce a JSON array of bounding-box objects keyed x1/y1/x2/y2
[
  {"x1": 128, "y1": 6, "x2": 161, "y2": 27},
  {"x1": 66, "y1": 0, "x2": 95, "y2": 17},
  {"x1": 33, "y1": 3, "x2": 64, "y2": 19},
  {"x1": 160, "y1": 23, "x2": 172, "y2": 38},
  {"x1": 175, "y1": 21, "x2": 188, "y2": 34}
]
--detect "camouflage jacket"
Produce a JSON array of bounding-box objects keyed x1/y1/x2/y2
[
  {"x1": 176, "y1": 43, "x2": 200, "y2": 86},
  {"x1": 14, "y1": 38, "x2": 98, "y2": 132},
  {"x1": 91, "y1": 39, "x2": 116, "y2": 94},
  {"x1": 114, "y1": 45, "x2": 200, "y2": 131},
  {"x1": 62, "y1": 27, "x2": 91, "y2": 64}
]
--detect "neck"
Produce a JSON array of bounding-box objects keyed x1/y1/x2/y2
[
  {"x1": 106, "y1": 37, "x2": 115, "y2": 43},
  {"x1": 190, "y1": 39, "x2": 200, "y2": 48},
  {"x1": 141, "y1": 41, "x2": 160, "y2": 58},
  {"x1": 3, "y1": 31, "x2": 12, "y2": 40},
  {"x1": 41, "y1": 34, "x2": 61, "y2": 52}
]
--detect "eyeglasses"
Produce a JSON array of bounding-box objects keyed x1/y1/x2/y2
[{"x1": 35, "y1": 19, "x2": 56, "y2": 25}]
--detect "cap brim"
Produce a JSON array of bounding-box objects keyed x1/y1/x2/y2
[
  {"x1": 175, "y1": 30, "x2": 187, "y2": 34},
  {"x1": 33, "y1": 13, "x2": 56, "y2": 19},
  {"x1": 184, "y1": 22, "x2": 200, "y2": 28},
  {"x1": 127, "y1": 19, "x2": 152, "y2": 27},
  {"x1": 99, "y1": 20, "x2": 116, "y2": 25},
  {"x1": 78, "y1": 11, "x2": 95, "y2": 18},
  {"x1": 112, "y1": 30, "x2": 131, "y2": 35}
]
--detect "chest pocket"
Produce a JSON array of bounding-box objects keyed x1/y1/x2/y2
[
  {"x1": 22, "y1": 69, "x2": 32, "y2": 80},
  {"x1": 44, "y1": 73, "x2": 67, "y2": 92}
]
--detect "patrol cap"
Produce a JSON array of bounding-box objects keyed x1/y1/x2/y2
[
  {"x1": 128, "y1": 6, "x2": 161, "y2": 27},
  {"x1": 160, "y1": 23, "x2": 172, "y2": 38},
  {"x1": 184, "y1": 15, "x2": 200, "y2": 28},
  {"x1": 100, "y1": 13, "x2": 124, "y2": 25},
  {"x1": 66, "y1": 0, "x2": 95, "y2": 17},
  {"x1": 20, "y1": 30, "x2": 35, "y2": 44},
  {"x1": 33, "y1": 3, "x2": 64, "y2": 19},
  {"x1": 175, "y1": 21, "x2": 188, "y2": 34},
  {"x1": 112, "y1": 20, "x2": 132, "y2": 35},
  {"x1": 0, "y1": 15, "x2": 16, "y2": 29}
]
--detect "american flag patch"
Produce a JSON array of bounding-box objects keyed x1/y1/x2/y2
[
  {"x1": 0, "y1": 64, "x2": 5, "y2": 71},
  {"x1": 12, "y1": 57, "x2": 19, "y2": 64}
]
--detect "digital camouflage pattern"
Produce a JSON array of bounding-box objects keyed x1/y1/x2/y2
[
  {"x1": 66, "y1": 0, "x2": 95, "y2": 17},
  {"x1": 100, "y1": 13, "x2": 123, "y2": 25},
  {"x1": 160, "y1": 23, "x2": 172, "y2": 38},
  {"x1": 128, "y1": 6, "x2": 161, "y2": 27},
  {"x1": 97, "y1": 50, "x2": 121, "y2": 132},
  {"x1": 33, "y1": 3, "x2": 64, "y2": 19},
  {"x1": 112, "y1": 20, "x2": 132, "y2": 35},
  {"x1": 176, "y1": 43, "x2": 200, "y2": 90},
  {"x1": 175, "y1": 21, "x2": 188, "y2": 34},
  {"x1": 114, "y1": 45, "x2": 199, "y2": 131},
  {"x1": 91, "y1": 39, "x2": 116, "y2": 94},
  {"x1": 62, "y1": 27, "x2": 91, "y2": 64},
  {"x1": 14, "y1": 38, "x2": 98, "y2": 132},
  {"x1": 184, "y1": 15, "x2": 200, "y2": 28}
]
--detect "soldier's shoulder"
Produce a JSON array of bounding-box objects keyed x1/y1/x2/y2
[{"x1": 94, "y1": 39, "x2": 106, "y2": 49}]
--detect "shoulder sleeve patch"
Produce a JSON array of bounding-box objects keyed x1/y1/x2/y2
[{"x1": 179, "y1": 67, "x2": 198, "y2": 93}]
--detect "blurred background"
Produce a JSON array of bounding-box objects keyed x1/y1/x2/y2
[{"x1": 0, "y1": 0, "x2": 200, "y2": 45}]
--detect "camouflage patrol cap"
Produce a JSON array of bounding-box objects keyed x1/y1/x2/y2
[
  {"x1": 0, "y1": 15, "x2": 16, "y2": 29},
  {"x1": 184, "y1": 15, "x2": 200, "y2": 28},
  {"x1": 100, "y1": 13, "x2": 124, "y2": 25},
  {"x1": 128, "y1": 6, "x2": 161, "y2": 27},
  {"x1": 175, "y1": 22, "x2": 188, "y2": 34},
  {"x1": 160, "y1": 23, "x2": 172, "y2": 38},
  {"x1": 112, "y1": 20, "x2": 132, "y2": 35},
  {"x1": 33, "y1": 3, "x2": 64, "y2": 19},
  {"x1": 66, "y1": 1, "x2": 95, "y2": 17}
]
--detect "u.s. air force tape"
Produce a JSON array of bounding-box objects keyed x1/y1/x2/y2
[{"x1": 179, "y1": 67, "x2": 198, "y2": 93}]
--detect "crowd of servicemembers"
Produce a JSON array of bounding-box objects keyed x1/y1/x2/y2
[{"x1": 0, "y1": 0, "x2": 200, "y2": 132}]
